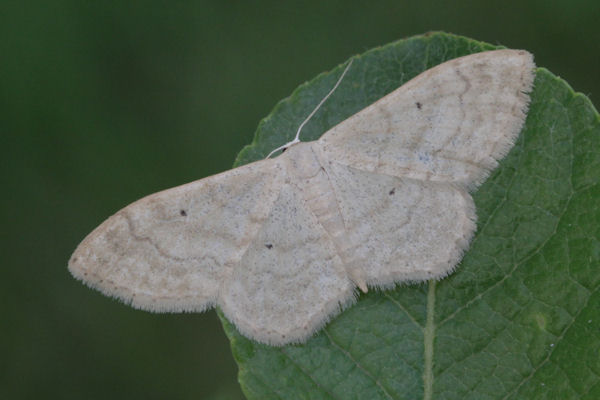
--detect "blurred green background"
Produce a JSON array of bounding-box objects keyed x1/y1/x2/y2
[{"x1": 2, "y1": 1, "x2": 598, "y2": 399}]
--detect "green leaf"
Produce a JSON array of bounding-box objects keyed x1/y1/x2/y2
[{"x1": 219, "y1": 32, "x2": 600, "y2": 399}]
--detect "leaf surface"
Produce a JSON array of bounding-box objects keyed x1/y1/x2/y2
[{"x1": 220, "y1": 32, "x2": 600, "y2": 399}]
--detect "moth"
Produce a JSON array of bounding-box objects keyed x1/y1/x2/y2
[{"x1": 69, "y1": 49, "x2": 535, "y2": 345}]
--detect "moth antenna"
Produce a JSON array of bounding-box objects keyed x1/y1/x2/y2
[{"x1": 266, "y1": 58, "x2": 354, "y2": 159}]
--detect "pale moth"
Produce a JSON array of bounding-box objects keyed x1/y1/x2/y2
[{"x1": 69, "y1": 49, "x2": 535, "y2": 345}]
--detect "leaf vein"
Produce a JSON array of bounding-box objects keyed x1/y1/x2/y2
[
  {"x1": 501, "y1": 285, "x2": 597, "y2": 399},
  {"x1": 323, "y1": 328, "x2": 395, "y2": 400},
  {"x1": 384, "y1": 293, "x2": 424, "y2": 331},
  {"x1": 278, "y1": 347, "x2": 341, "y2": 400}
]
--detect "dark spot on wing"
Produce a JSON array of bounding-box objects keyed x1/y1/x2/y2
[
  {"x1": 416, "y1": 102, "x2": 422, "y2": 109},
  {"x1": 265, "y1": 244, "x2": 273, "y2": 249},
  {"x1": 389, "y1": 188, "x2": 395, "y2": 195},
  {"x1": 180, "y1": 210, "x2": 187, "y2": 216}
]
